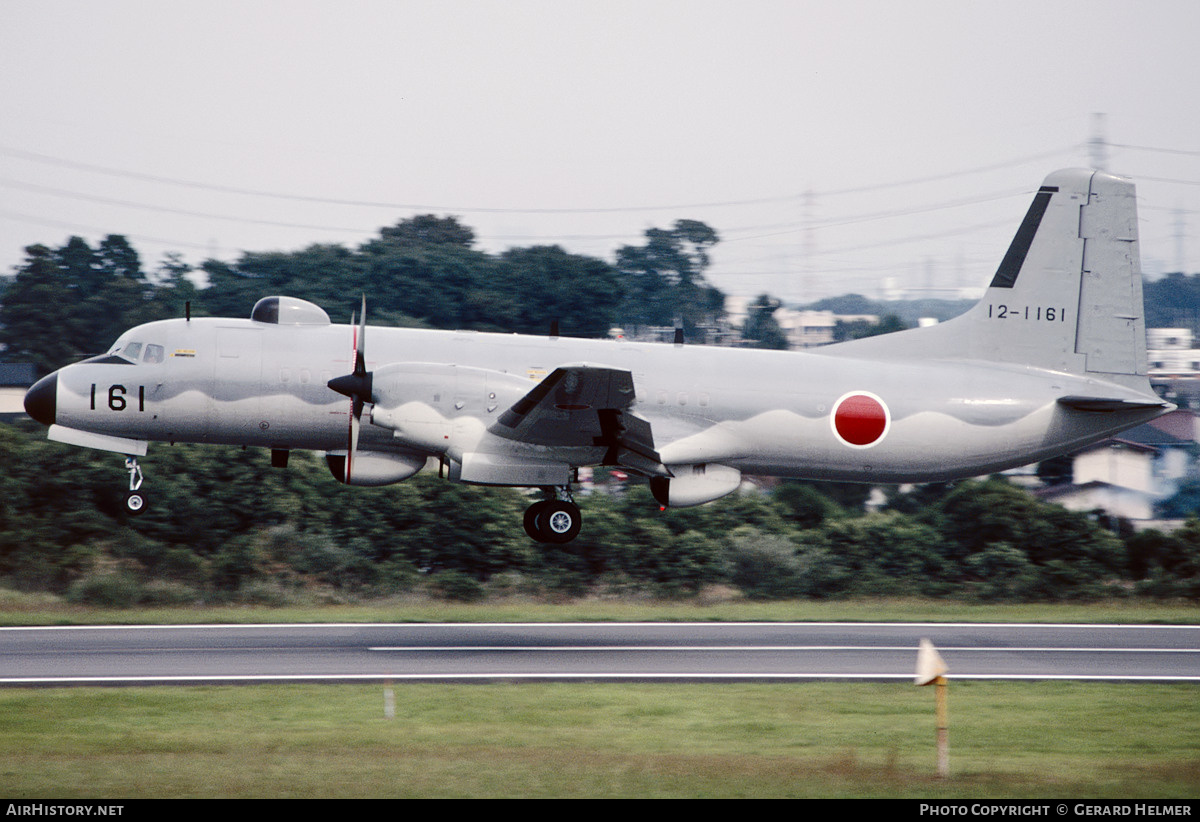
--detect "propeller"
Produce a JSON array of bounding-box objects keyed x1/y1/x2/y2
[{"x1": 327, "y1": 296, "x2": 372, "y2": 482}]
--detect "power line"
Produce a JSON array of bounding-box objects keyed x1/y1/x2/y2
[
  {"x1": 0, "y1": 143, "x2": 1080, "y2": 215},
  {"x1": 0, "y1": 145, "x2": 801, "y2": 214},
  {"x1": 1138, "y1": 175, "x2": 1200, "y2": 188},
  {"x1": 0, "y1": 178, "x2": 376, "y2": 234},
  {"x1": 813, "y1": 147, "x2": 1079, "y2": 197},
  {"x1": 0, "y1": 172, "x2": 1037, "y2": 249},
  {"x1": 810, "y1": 219, "x2": 1015, "y2": 256},
  {"x1": 0, "y1": 209, "x2": 234, "y2": 255},
  {"x1": 1111, "y1": 142, "x2": 1200, "y2": 158},
  {"x1": 722, "y1": 189, "x2": 1027, "y2": 244}
]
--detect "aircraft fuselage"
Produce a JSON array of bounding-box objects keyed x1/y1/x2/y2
[{"x1": 42, "y1": 315, "x2": 1163, "y2": 485}]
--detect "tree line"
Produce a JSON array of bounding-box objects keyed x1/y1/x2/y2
[
  {"x1": 0, "y1": 215, "x2": 742, "y2": 377},
  {"x1": 0, "y1": 418, "x2": 1196, "y2": 605}
]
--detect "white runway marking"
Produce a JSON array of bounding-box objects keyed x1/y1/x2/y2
[
  {"x1": 4, "y1": 673, "x2": 1200, "y2": 685},
  {"x1": 367, "y1": 645, "x2": 1200, "y2": 653}
]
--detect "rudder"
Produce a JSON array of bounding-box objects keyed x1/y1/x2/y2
[{"x1": 1075, "y1": 170, "x2": 1147, "y2": 382}]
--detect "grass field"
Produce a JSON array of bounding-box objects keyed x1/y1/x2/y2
[{"x1": 0, "y1": 681, "x2": 1196, "y2": 798}]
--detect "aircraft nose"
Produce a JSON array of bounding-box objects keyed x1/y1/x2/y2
[{"x1": 24, "y1": 372, "x2": 57, "y2": 426}]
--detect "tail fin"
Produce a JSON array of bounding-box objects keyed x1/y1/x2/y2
[{"x1": 828, "y1": 168, "x2": 1150, "y2": 389}]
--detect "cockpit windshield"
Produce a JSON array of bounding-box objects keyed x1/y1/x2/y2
[{"x1": 104, "y1": 341, "x2": 165, "y2": 364}]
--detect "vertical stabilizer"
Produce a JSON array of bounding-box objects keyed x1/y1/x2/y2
[
  {"x1": 1075, "y1": 171, "x2": 1147, "y2": 380},
  {"x1": 827, "y1": 169, "x2": 1150, "y2": 389}
]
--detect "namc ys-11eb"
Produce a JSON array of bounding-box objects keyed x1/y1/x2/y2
[{"x1": 23, "y1": 168, "x2": 1170, "y2": 543}]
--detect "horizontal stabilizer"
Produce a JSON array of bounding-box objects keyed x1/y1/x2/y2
[{"x1": 1057, "y1": 396, "x2": 1169, "y2": 413}]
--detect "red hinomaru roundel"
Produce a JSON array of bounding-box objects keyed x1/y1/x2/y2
[{"x1": 830, "y1": 391, "x2": 890, "y2": 448}]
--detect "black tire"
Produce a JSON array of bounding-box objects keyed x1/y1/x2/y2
[
  {"x1": 523, "y1": 500, "x2": 552, "y2": 541},
  {"x1": 124, "y1": 490, "x2": 147, "y2": 516}
]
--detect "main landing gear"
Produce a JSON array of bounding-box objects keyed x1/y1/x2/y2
[
  {"x1": 123, "y1": 456, "x2": 147, "y2": 516},
  {"x1": 523, "y1": 488, "x2": 582, "y2": 544}
]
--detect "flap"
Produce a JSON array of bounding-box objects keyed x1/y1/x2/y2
[
  {"x1": 490, "y1": 364, "x2": 665, "y2": 475},
  {"x1": 1057, "y1": 395, "x2": 1169, "y2": 413}
]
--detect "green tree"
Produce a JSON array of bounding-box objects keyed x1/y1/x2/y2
[
  {"x1": 725, "y1": 527, "x2": 810, "y2": 599},
  {"x1": 834, "y1": 313, "x2": 908, "y2": 342},
  {"x1": 498, "y1": 245, "x2": 623, "y2": 337},
  {"x1": 144, "y1": 252, "x2": 200, "y2": 321},
  {"x1": 964, "y1": 542, "x2": 1041, "y2": 601},
  {"x1": 772, "y1": 481, "x2": 835, "y2": 529},
  {"x1": 816, "y1": 511, "x2": 951, "y2": 596},
  {"x1": 200, "y1": 244, "x2": 363, "y2": 321},
  {"x1": 0, "y1": 244, "x2": 78, "y2": 374},
  {"x1": 376, "y1": 214, "x2": 476, "y2": 248},
  {"x1": 0, "y1": 236, "x2": 170, "y2": 374},
  {"x1": 1143, "y1": 272, "x2": 1200, "y2": 332},
  {"x1": 933, "y1": 478, "x2": 1124, "y2": 598},
  {"x1": 615, "y1": 220, "x2": 724, "y2": 338},
  {"x1": 742, "y1": 294, "x2": 789, "y2": 349}
]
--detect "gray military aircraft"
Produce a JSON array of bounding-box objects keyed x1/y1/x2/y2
[{"x1": 23, "y1": 168, "x2": 1170, "y2": 543}]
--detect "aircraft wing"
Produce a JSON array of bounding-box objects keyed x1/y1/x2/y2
[{"x1": 490, "y1": 364, "x2": 667, "y2": 477}]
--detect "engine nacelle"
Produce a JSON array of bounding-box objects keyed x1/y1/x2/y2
[
  {"x1": 649, "y1": 463, "x2": 741, "y2": 508},
  {"x1": 325, "y1": 451, "x2": 427, "y2": 486}
]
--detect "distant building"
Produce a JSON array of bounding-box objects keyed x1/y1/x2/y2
[
  {"x1": 1033, "y1": 410, "x2": 1200, "y2": 525},
  {"x1": 1037, "y1": 478, "x2": 1157, "y2": 522},
  {"x1": 723, "y1": 296, "x2": 879, "y2": 349},
  {"x1": 1036, "y1": 439, "x2": 1159, "y2": 521},
  {"x1": 1148, "y1": 328, "x2": 1200, "y2": 379},
  {"x1": 774, "y1": 309, "x2": 839, "y2": 348}
]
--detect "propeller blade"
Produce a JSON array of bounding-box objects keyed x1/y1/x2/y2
[
  {"x1": 356, "y1": 295, "x2": 367, "y2": 376},
  {"x1": 346, "y1": 405, "x2": 360, "y2": 483},
  {"x1": 331, "y1": 296, "x2": 371, "y2": 484}
]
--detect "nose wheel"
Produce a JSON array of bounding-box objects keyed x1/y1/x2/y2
[
  {"x1": 123, "y1": 457, "x2": 147, "y2": 516},
  {"x1": 523, "y1": 491, "x2": 582, "y2": 544}
]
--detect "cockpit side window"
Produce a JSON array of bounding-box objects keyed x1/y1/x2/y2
[
  {"x1": 144, "y1": 344, "x2": 164, "y2": 364},
  {"x1": 123, "y1": 342, "x2": 143, "y2": 362}
]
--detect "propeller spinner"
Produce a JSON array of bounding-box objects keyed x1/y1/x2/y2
[{"x1": 327, "y1": 297, "x2": 372, "y2": 482}]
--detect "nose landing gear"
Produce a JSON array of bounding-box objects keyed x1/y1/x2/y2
[
  {"x1": 123, "y1": 456, "x2": 147, "y2": 516},
  {"x1": 523, "y1": 487, "x2": 582, "y2": 544}
]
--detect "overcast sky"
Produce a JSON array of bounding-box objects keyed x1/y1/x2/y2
[{"x1": 3, "y1": 0, "x2": 1199, "y2": 307}]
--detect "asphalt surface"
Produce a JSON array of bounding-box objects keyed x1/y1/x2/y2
[{"x1": 2, "y1": 622, "x2": 1198, "y2": 684}]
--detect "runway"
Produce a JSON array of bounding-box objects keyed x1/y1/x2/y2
[{"x1": 2, "y1": 622, "x2": 1198, "y2": 685}]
